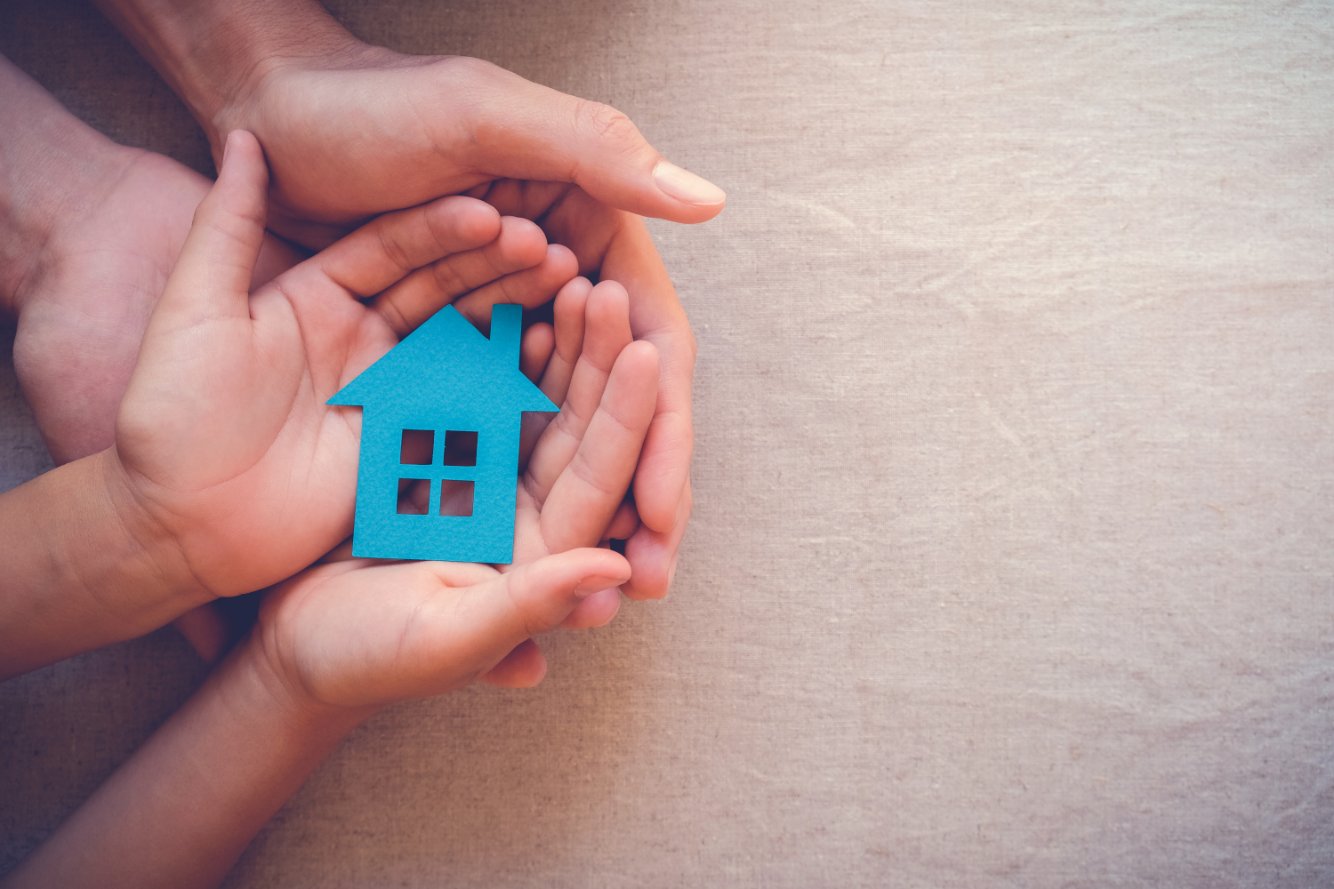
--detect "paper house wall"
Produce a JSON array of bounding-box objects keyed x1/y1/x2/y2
[{"x1": 328, "y1": 304, "x2": 556, "y2": 563}]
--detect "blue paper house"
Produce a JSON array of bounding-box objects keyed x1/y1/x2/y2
[{"x1": 328, "y1": 304, "x2": 557, "y2": 564}]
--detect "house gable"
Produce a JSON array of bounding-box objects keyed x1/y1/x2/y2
[
  {"x1": 328, "y1": 304, "x2": 556, "y2": 415},
  {"x1": 327, "y1": 303, "x2": 557, "y2": 564}
]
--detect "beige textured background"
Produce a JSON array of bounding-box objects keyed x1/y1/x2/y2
[{"x1": 3, "y1": 1, "x2": 1334, "y2": 886}]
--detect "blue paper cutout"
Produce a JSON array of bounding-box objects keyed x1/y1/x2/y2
[{"x1": 328, "y1": 304, "x2": 557, "y2": 563}]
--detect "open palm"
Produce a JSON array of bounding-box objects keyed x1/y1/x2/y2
[
  {"x1": 253, "y1": 278, "x2": 659, "y2": 709},
  {"x1": 113, "y1": 131, "x2": 576, "y2": 601}
]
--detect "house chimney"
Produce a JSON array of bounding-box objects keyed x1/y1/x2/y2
[{"x1": 488, "y1": 304, "x2": 522, "y2": 364}]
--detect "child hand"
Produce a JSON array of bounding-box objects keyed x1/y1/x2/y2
[
  {"x1": 110, "y1": 130, "x2": 577, "y2": 605},
  {"x1": 250, "y1": 279, "x2": 658, "y2": 709}
]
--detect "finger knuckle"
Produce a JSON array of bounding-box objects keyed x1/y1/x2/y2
[
  {"x1": 373, "y1": 294, "x2": 412, "y2": 337},
  {"x1": 505, "y1": 578, "x2": 544, "y2": 640},
  {"x1": 431, "y1": 57, "x2": 502, "y2": 155},
  {"x1": 574, "y1": 100, "x2": 643, "y2": 151},
  {"x1": 436, "y1": 55, "x2": 503, "y2": 85},
  {"x1": 375, "y1": 224, "x2": 415, "y2": 274}
]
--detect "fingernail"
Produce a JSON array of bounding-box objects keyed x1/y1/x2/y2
[
  {"x1": 666, "y1": 556, "x2": 678, "y2": 592},
  {"x1": 574, "y1": 575, "x2": 627, "y2": 598},
  {"x1": 653, "y1": 161, "x2": 726, "y2": 206},
  {"x1": 221, "y1": 132, "x2": 233, "y2": 165}
]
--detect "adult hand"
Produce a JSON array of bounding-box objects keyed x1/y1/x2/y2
[
  {"x1": 96, "y1": 0, "x2": 723, "y2": 237},
  {"x1": 9, "y1": 148, "x2": 303, "y2": 465},
  {"x1": 0, "y1": 54, "x2": 302, "y2": 465},
  {"x1": 210, "y1": 49, "x2": 724, "y2": 241}
]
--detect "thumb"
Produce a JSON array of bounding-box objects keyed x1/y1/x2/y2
[
  {"x1": 429, "y1": 548, "x2": 632, "y2": 679},
  {"x1": 159, "y1": 130, "x2": 269, "y2": 321},
  {"x1": 462, "y1": 61, "x2": 725, "y2": 223}
]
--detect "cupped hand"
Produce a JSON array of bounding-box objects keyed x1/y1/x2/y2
[
  {"x1": 478, "y1": 182, "x2": 694, "y2": 601},
  {"x1": 207, "y1": 47, "x2": 711, "y2": 600},
  {"x1": 212, "y1": 48, "x2": 724, "y2": 243},
  {"x1": 112, "y1": 130, "x2": 577, "y2": 602},
  {"x1": 254, "y1": 279, "x2": 659, "y2": 710}
]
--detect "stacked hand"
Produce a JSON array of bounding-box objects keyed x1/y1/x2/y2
[
  {"x1": 0, "y1": 103, "x2": 672, "y2": 889},
  {"x1": 199, "y1": 37, "x2": 717, "y2": 600},
  {"x1": 0, "y1": 5, "x2": 731, "y2": 880},
  {"x1": 14, "y1": 5, "x2": 720, "y2": 612},
  {"x1": 258, "y1": 277, "x2": 657, "y2": 708},
  {"x1": 108, "y1": 131, "x2": 586, "y2": 606},
  {"x1": 1, "y1": 8, "x2": 723, "y2": 883},
  {"x1": 61, "y1": 127, "x2": 661, "y2": 708},
  {"x1": 84, "y1": 132, "x2": 659, "y2": 700}
]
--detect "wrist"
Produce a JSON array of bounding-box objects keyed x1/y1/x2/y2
[
  {"x1": 203, "y1": 6, "x2": 371, "y2": 151},
  {"x1": 0, "y1": 621, "x2": 374, "y2": 888},
  {"x1": 94, "y1": 447, "x2": 215, "y2": 611},
  {"x1": 95, "y1": 0, "x2": 365, "y2": 151},
  {"x1": 0, "y1": 449, "x2": 210, "y2": 678},
  {"x1": 231, "y1": 626, "x2": 379, "y2": 740},
  {"x1": 0, "y1": 61, "x2": 122, "y2": 315}
]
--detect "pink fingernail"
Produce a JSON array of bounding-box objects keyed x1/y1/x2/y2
[{"x1": 653, "y1": 161, "x2": 726, "y2": 206}]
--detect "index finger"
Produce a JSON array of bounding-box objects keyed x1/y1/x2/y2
[{"x1": 314, "y1": 196, "x2": 501, "y2": 299}]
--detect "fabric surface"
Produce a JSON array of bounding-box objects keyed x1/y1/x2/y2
[{"x1": 2, "y1": 1, "x2": 1333, "y2": 886}]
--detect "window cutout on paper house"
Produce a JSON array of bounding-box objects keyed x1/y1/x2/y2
[
  {"x1": 399, "y1": 429, "x2": 434, "y2": 465},
  {"x1": 439, "y1": 479, "x2": 475, "y2": 516},
  {"x1": 443, "y1": 430, "x2": 478, "y2": 466},
  {"x1": 396, "y1": 480, "x2": 429, "y2": 515}
]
